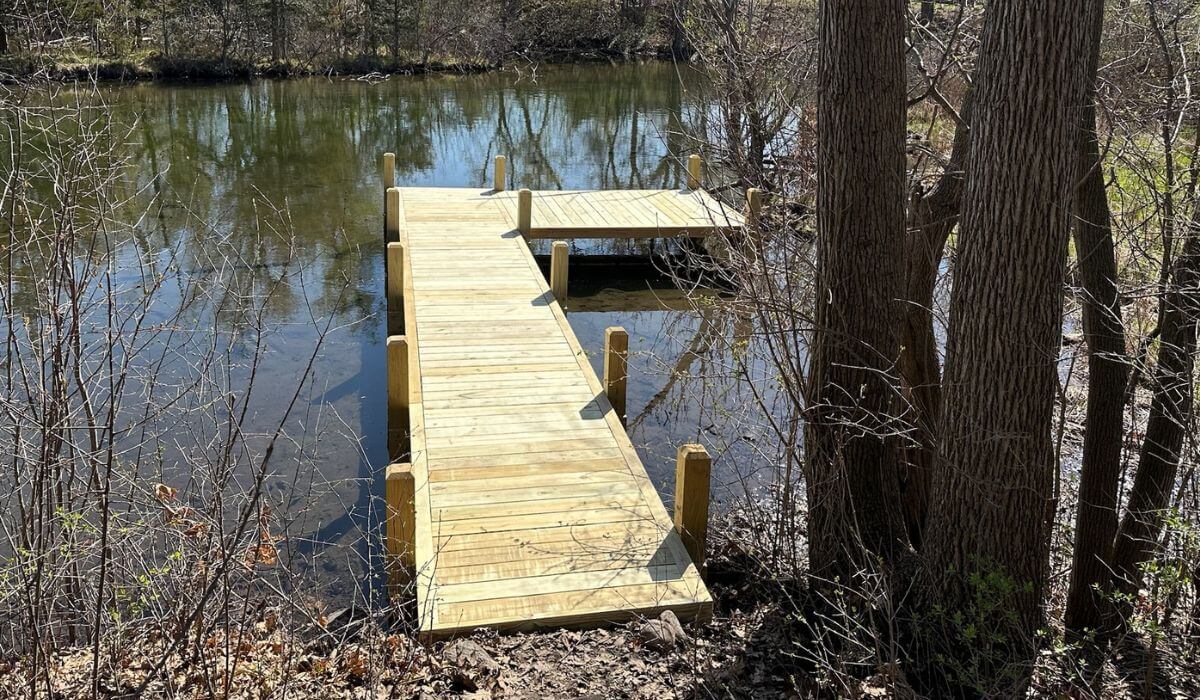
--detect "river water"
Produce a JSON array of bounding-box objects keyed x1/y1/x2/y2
[{"x1": 14, "y1": 62, "x2": 781, "y2": 598}]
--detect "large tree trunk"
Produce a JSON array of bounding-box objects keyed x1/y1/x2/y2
[
  {"x1": 1109, "y1": 222, "x2": 1200, "y2": 603},
  {"x1": 898, "y1": 91, "x2": 972, "y2": 548},
  {"x1": 1064, "y1": 0, "x2": 1129, "y2": 635},
  {"x1": 805, "y1": 0, "x2": 909, "y2": 584},
  {"x1": 922, "y1": 0, "x2": 1093, "y2": 654}
]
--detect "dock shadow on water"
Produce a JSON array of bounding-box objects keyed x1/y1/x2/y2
[{"x1": 11, "y1": 62, "x2": 786, "y2": 604}]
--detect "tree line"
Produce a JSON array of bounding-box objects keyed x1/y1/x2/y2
[
  {"x1": 801, "y1": 0, "x2": 1199, "y2": 692},
  {"x1": 1, "y1": 0, "x2": 691, "y2": 73},
  {"x1": 668, "y1": 0, "x2": 1200, "y2": 693}
]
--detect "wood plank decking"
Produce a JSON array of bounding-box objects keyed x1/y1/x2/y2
[
  {"x1": 494, "y1": 188, "x2": 742, "y2": 238},
  {"x1": 387, "y1": 184, "x2": 739, "y2": 638}
]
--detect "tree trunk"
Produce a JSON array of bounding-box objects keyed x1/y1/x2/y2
[
  {"x1": 1064, "y1": 0, "x2": 1128, "y2": 635},
  {"x1": 898, "y1": 91, "x2": 972, "y2": 548},
  {"x1": 922, "y1": 0, "x2": 1093, "y2": 657},
  {"x1": 160, "y1": 2, "x2": 170, "y2": 58},
  {"x1": 1109, "y1": 222, "x2": 1200, "y2": 603},
  {"x1": 806, "y1": 0, "x2": 909, "y2": 584},
  {"x1": 670, "y1": 0, "x2": 690, "y2": 59},
  {"x1": 271, "y1": 0, "x2": 282, "y2": 63}
]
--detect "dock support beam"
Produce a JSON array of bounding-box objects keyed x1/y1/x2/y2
[
  {"x1": 518, "y1": 188, "x2": 532, "y2": 235},
  {"x1": 494, "y1": 155, "x2": 507, "y2": 192},
  {"x1": 674, "y1": 444, "x2": 712, "y2": 573},
  {"x1": 386, "y1": 462, "x2": 415, "y2": 589},
  {"x1": 550, "y1": 240, "x2": 569, "y2": 302},
  {"x1": 386, "y1": 242, "x2": 405, "y2": 336},
  {"x1": 385, "y1": 187, "x2": 401, "y2": 243},
  {"x1": 382, "y1": 152, "x2": 395, "y2": 192},
  {"x1": 604, "y1": 327, "x2": 628, "y2": 425},
  {"x1": 686, "y1": 154, "x2": 702, "y2": 190},
  {"x1": 387, "y1": 335, "x2": 410, "y2": 459}
]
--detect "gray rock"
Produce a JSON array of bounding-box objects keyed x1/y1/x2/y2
[
  {"x1": 447, "y1": 639, "x2": 501, "y2": 691},
  {"x1": 637, "y1": 610, "x2": 687, "y2": 652}
]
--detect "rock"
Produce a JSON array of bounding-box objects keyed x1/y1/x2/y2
[
  {"x1": 446, "y1": 639, "x2": 500, "y2": 691},
  {"x1": 637, "y1": 610, "x2": 687, "y2": 652}
]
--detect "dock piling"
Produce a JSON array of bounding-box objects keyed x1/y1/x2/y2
[
  {"x1": 383, "y1": 152, "x2": 396, "y2": 192},
  {"x1": 386, "y1": 462, "x2": 415, "y2": 588},
  {"x1": 518, "y1": 188, "x2": 532, "y2": 234},
  {"x1": 550, "y1": 240, "x2": 569, "y2": 302},
  {"x1": 746, "y1": 188, "x2": 762, "y2": 228},
  {"x1": 385, "y1": 187, "x2": 401, "y2": 243},
  {"x1": 674, "y1": 444, "x2": 712, "y2": 573},
  {"x1": 494, "y1": 155, "x2": 507, "y2": 192},
  {"x1": 386, "y1": 242, "x2": 405, "y2": 335},
  {"x1": 686, "y1": 154, "x2": 702, "y2": 190},
  {"x1": 604, "y1": 327, "x2": 629, "y2": 425},
  {"x1": 387, "y1": 335, "x2": 410, "y2": 459}
]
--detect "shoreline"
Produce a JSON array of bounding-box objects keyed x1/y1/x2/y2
[{"x1": 0, "y1": 47, "x2": 679, "y2": 86}]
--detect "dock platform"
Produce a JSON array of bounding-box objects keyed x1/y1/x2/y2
[{"x1": 382, "y1": 158, "x2": 745, "y2": 638}]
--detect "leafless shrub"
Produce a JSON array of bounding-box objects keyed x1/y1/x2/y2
[{"x1": 0, "y1": 79, "x2": 391, "y2": 696}]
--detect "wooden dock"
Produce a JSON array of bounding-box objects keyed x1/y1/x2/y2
[{"x1": 382, "y1": 155, "x2": 746, "y2": 638}]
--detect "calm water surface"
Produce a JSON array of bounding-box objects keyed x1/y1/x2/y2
[{"x1": 85, "y1": 62, "x2": 771, "y2": 597}]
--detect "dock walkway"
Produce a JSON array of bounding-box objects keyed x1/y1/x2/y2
[{"x1": 382, "y1": 160, "x2": 744, "y2": 638}]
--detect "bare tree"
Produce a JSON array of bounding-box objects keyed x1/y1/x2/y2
[
  {"x1": 1064, "y1": 0, "x2": 1129, "y2": 635},
  {"x1": 805, "y1": 0, "x2": 909, "y2": 584},
  {"x1": 922, "y1": 0, "x2": 1095, "y2": 673}
]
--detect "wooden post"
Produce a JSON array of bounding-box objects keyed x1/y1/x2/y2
[
  {"x1": 494, "y1": 155, "x2": 507, "y2": 192},
  {"x1": 550, "y1": 240, "x2": 569, "y2": 302},
  {"x1": 686, "y1": 154, "x2": 702, "y2": 190},
  {"x1": 604, "y1": 327, "x2": 628, "y2": 426},
  {"x1": 386, "y1": 242, "x2": 405, "y2": 336},
  {"x1": 387, "y1": 335, "x2": 410, "y2": 459},
  {"x1": 385, "y1": 187, "x2": 400, "y2": 243},
  {"x1": 674, "y1": 444, "x2": 712, "y2": 571},
  {"x1": 746, "y1": 187, "x2": 762, "y2": 228},
  {"x1": 382, "y1": 152, "x2": 395, "y2": 191},
  {"x1": 386, "y1": 462, "x2": 415, "y2": 588},
  {"x1": 518, "y1": 188, "x2": 532, "y2": 234}
]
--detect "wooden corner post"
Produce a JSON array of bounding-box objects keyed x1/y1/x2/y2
[
  {"x1": 686, "y1": 154, "x2": 702, "y2": 190},
  {"x1": 746, "y1": 188, "x2": 762, "y2": 229},
  {"x1": 518, "y1": 188, "x2": 532, "y2": 235},
  {"x1": 387, "y1": 336, "x2": 410, "y2": 459},
  {"x1": 382, "y1": 152, "x2": 395, "y2": 192},
  {"x1": 385, "y1": 187, "x2": 401, "y2": 243},
  {"x1": 550, "y1": 240, "x2": 569, "y2": 302},
  {"x1": 674, "y1": 444, "x2": 712, "y2": 572},
  {"x1": 386, "y1": 242, "x2": 405, "y2": 336},
  {"x1": 494, "y1": 155, "x2": 507, "y2": 191},
  {"x1": 385, "y1": 462, "x2": 415, "y2": 589},
  {"x1": 604, "y1": 327, "x2": 628, "y2": 426}
]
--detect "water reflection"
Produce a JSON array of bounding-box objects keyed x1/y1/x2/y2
[{"x1": 12, "y1": 62, "x2": 777, "y2": 598}]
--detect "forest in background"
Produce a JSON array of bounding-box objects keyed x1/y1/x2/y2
[{"x1": 0, "y1": 0, "x2": 691, "y2": 78}]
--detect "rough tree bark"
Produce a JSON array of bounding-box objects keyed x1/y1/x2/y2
[
  {"x1": 899, "y1": 92, "x2": 972, "y2": 548},
  {"x1": 806, "y1": 0, "x2": 909, "y2": 584},
  {"x1": 1064, "y1": 0, "x2": 1129, "y2": 635},
  {"x1": 1109, "y1": 221, "x2": 1200, "y2": 603},
  {"x1": 922, "y1": 0, "x2": 1093, "y2": 650}
]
